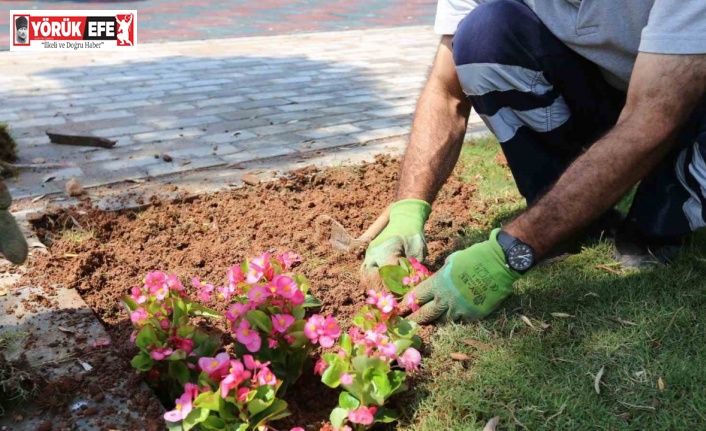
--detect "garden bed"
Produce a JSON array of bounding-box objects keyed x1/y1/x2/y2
[{"x1": 21, "y1": 154, "x2": 481, "y2": 429}]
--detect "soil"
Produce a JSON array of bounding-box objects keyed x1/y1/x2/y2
[{"x1": 21, "y1": 154, "x2": 481, "y2": 429}]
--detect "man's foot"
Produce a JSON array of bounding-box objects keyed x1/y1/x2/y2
[
  {"x1": 613, "y1": 220, "x2": 683, "y2": 269},
  {"x1": 539, "y1": 208, "x2": 625, "y2": 264}
]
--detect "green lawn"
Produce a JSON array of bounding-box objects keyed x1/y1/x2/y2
[{"x1": 400, "y1": 137, "x2": 706, "y2": 430}]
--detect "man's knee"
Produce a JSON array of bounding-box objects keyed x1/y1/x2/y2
[{"x1": 452, "y1": 0, "x2": 532, "y2": 67}]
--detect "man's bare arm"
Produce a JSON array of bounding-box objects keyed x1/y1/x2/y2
[
  {"x1": 505, "y1": 53, "x2": 706, "y2": 257},
  {"x1": 396, "y1": 36, "x2": 472, "y2": 202}
]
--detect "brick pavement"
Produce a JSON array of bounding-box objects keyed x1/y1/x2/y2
[
  {"x1": 0, "y1": 0, "x2": 437, "y2": 50},
  {"x1": 0, "y1": 26, "x2": 486, "y2": 201}
]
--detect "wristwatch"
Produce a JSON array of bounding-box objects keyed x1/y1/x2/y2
[{"x1": 497, "y1": 230, "x2": 536, "y2": 273}]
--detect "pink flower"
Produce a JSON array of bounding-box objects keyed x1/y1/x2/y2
[
  {"x1": 163, "y1": 386, "x2": 195, "y2": 422},
  {"x1": 227, "y1": 264, "x2": 245, "y2": 286},
  {"x1": 268, "y1": 338, "x2": 278, "y2": 349},
  {"x1": 145, "y1": 271, "x2": 169, "y2": 300},
  {"x1": 276, "y1": 251, "x2": 300, "y2": 269},
  {"x1": 314, "y1": 358, "x2": 328, "y2": 375},
  {"x1": 220, "y1": 360, "x2": 251, "y2": 398},
  {"x1": 272, "y1": 314, "x2": 295, "y2": 333},
  {"x1": 256, "y1": 367, "x2": 278, "y2": 386},
  {"x1": 340, "y1": 373, "x2": 354, "y2": 385},
  {"x1": 129, "y1": 330, "x2": 137, "y2": 344},
  {"x1": 348, "y1": 406, "x2": 377, "y2": 425},
  {"x1": 291, "y1": 428, "x2": 305, "y2": 431},
  {"x1": 217, "y1": 284, "x2": 235, "y2": 301},
  {"x1": 304, "y1": 314, "x2": 341, "y2": 348},
  {"x1": 290, "y1": 289, "x2": 305, "y2": 306},
  {"x1": 402, "y1": 274, "x2": 420, "y2": 286},
  {"x1": 248, "y1": 285, "x2": 271, "y2": 305},
  {"x1": 160, "y1": 319, "x2": 169, "y2": 330},
  {"x1": 367, "y1": 290, "x2": 397, "y2": 314},
  {"x1": 198, "y1": 353, "x2": 231, "y2": 378},
  {"x1": 235, "y1": 320, "x2": 262, "y2": 352},
  {"x1": 397, "y1": 347, "x2": 421, "y2": 372},
  {"x1": 130, "y1": 308, "x2": 149, "y2": 323},
  {"x1": 171, "y1": 336, "x2": 194, "y2": 354},
  {"x1": 405, "y1": 292, "x2": 420, "y2": 312},
  {"x1": 130, "y1": 286, "x2": 147, "y2": 304},
  {"x1": 247, "y1": 253, "x2": 273, "y2": 284},
  {"x1": 243, "y1": 355, "x2": 270, "y2": 371},
  {"x1": 225, "y1": 302, "x2": 250, "y2": 324},
  {"x1": 150, "y1": 347, "x2": 173, "y2": 361},
  {"x1": 365, "y1": 331, "x2": 397, "y2": 359},
  {"x1": 273, "y1": 275, "x2": 298, "y2": 299},
  {"x1": 237, "y1": 387, "x2": 249, "y2": 402},
  {"x1": 166, "y1": 274, "x2": 184, "y2": 292},
  {"x1": 409, "y1": 257, "x2": 430, "y2": 276},
  {"x1": 192, "y1": 277, "x2": 214, "y2": 302}
]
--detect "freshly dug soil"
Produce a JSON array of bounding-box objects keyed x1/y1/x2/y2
[{"x1": 24, "y1": 154, "x2": 482, "y2": 429}]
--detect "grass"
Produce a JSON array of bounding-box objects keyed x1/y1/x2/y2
[
  {"x1": 400, "y1": 137, "x2": 706, "y2": 430},
  {"x1": 60, "y1": 229, "x2": 96, "y2": 244}
]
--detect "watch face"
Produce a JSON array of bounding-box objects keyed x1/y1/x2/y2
[{"x1": 507, "y1": 244, "x2": 534, "y2": 271}]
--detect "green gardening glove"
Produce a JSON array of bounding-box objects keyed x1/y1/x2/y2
[
  {"x1": 407, "y1": 228, "x2": 522, "y2": 324},
  {"x1": 361, "y1": 199, "x2": 431, "y2": 273},
  {"x1": 0, "y1": 181, "x2": 28, "y2": 265}
]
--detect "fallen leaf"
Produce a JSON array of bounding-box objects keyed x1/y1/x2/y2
[
  {"x1": 126, "y1": 178, "x2": 146, "y2": 184},
  {"x1": 92, "y1": 339, "x2": 110, "y2": 348},
  {"x1": 180, "y1": 160, "x2": 191, "y2": 166},
  {"x1": 551, "y1": 312, "x2": 575, "y2": 318},
  {"x1": 43, "y1": 175, "x2": 55, "y2": 183},
  {"x1": 584, "y1": 292, "x2": 600, "y2": 298},
  {"x1": 616, "y1": 412, "x2": 633, "y2": 421},
  {"x1": 31, "y1": 194, "x2": 46, "y2": 203},
  {"x1": 461, "y1": 339, "x2": 492, "y2": 351},
  {"x1": 450, "y1": 353, "x2": 472, "y2": 361},
  {"x1": 519, "y1": 315, "x2": 535, "y2": 328},
  {"x1": 78, "y1": 360, "x2": 93, "y2": 371},
  {"x1": 482, "y1": 416, "x2": 500, "y2": 431},
  {"x1": 63, "y1": 253, "x2": 79, "y2": 258},
  {"x1": 658, "y1": 378, "x2": 665, "y2": 392},
  {"x1": 541, "y1": 322, "x2": 551, "y2": 329},
  {"x1": 595, "y1": 365, "x2": 605, "y2": 395},
  {"x1": 607, "y1": 317, "x2": 637, "y2": 326},
  {"x1": 596, "y1": 264, "x2": 621, "y2": 275},
  {"x1": 58, "y1": 326, "x2": 76, "y2": 334}
]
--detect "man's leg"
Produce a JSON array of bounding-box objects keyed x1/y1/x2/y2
[
  {"x1": 451, "y1": 0, "x2": 625, "y2": 204},
  {"x1": 615, "y1": 99, "x2": 706, "y2": 267}
]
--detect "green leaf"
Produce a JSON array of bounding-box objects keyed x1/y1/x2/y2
[
  {"x1": 199, "y1": 416, "x2": 225, "y2": 430},
  {"x1": 294, "y1": 274, "x2": 311, "y2": 294},
  {"x1": 172, "y1": 297, "x2": 189, "y2": 327},
  {"x1": 330, "y1": 407, "x2": 350, "y2": 428},
  {"x1": 135, "y1": 325, "x2": 158, "y2": 350},
  {"x1": 352, "y1": 355, "x2": 387, "y2": 374},
  {"x1": 194, "y1": 390, "x2": 222, "y2": 411},
  {"x1": 303, "y1": 294, "x2": 322, "y2": 308},
  {"x1": 248, "y1": 385, "x2": 276, "y2": 415},
  {"x1": 375, "y1": 407, "x2": 400, "y2": 424},
  {"x1": 339, "y1": 391, "x2": 360, "y2": 410},
  {"x1": 169, "y1": 361, "x2": 190, "y2": 384},
  {"x1": 188, "y1": 302, "x2": 222, "y2": 319},
  {"x1": 130, "y1": 352, "x2": 155, "y2": 371},
  {"x1": 339, "y1": 334, "x2": 352, "y2": 357},
  {"x1": 176, "y1": 325, "x2": 196, "y2": 338},
  {"x1": 121, "y1": 296, "x2": 138, "y2": 314},
  {"x1": 378, "y1": 265, "x2": 409, "y2": 296},
  {"x1": 370, "y1": 369, "x2": 392, "y2": 403},
  {"x1": 391, "y1": 318, "x2": 418, "y2": 338},
  {"x1": 167, "y1": 350, "x2": 187, "y2": 361},
  {"x1": 389, "y1": 370, "x2": 408, "y2": 395},
  {"x1": 394, "y1": 339, "x2": 414, "y2": 356},
  {"x1": 321, "y1": 357, "x2": 347, "y2": 388},
  {"x1": 166, "y1": 421, "x2": 183, "y2": 431},
  {"x1": 182, "y1": 407, "x2": 209, "y2": 431},
  {"x1": 246, "y1": 309, "x2": 273, "y2": 333},
  {"x1": 399, "y1": 257, "x2": 413, "y2": 274},
  {"x1": 249, "y1": 399, "x2": 290, "y2": 428}
]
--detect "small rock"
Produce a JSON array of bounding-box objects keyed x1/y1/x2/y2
[
  {"x1": 31, "y1": 158, "x2": 46, "y2": 164},
  {"x1": 242, "y1": 173, "x2": 260, "y2": 186},
  {"x1": 65, "y1": 178, "x2": 85, "y2": 197},
  {"x1": 162, "y1": 153, "x2": 173, "y2": 162}
]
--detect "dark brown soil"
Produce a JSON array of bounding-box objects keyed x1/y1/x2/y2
[{"x1": 23, "y1": 154, "x2": 481, "y2": 429}]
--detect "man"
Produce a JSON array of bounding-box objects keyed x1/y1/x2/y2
[
  {"x1": 15, "y1": 16, "x2": 28, "y2": 45},
  {"x1": 362, "y1": 0, "x2": 706, "y2": 324},
  {"x1": 0, "y1": 182, "x2": 27, "y2": 265}
]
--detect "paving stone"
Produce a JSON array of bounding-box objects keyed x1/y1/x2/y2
[
  {"x1": 92, "y1": 124, "x2": 155, "y2": 138},
  {"x1": 300, "y1": 123, "x2": 364, "y2": 139},
  {"x1": 277, "y1": 102, "x2": 327, "y2": 112},
  {"x1": 203, "y1": 130, "x2": 258, "y2": 144},
  {"x1": 98, "y1": 100, "x2": 153, "y2": 110},
  {"x1": 247, "y1": 121, "x2": 314, "y2": 137},
  {"x1": 69, "y1": 109, "x2": 135, "y2": 122},
  {"x1": 349, "y1": 126, "x2": 410, "y2": 143},
  {"x1": 169, "y1": 85, "x2": 223, "y2": 95},
  {"x1": 219, "y1": 107, "x2": 282, "y2": 121},
  {"x1": 145, "y1": 155, "x2": 226, "y2": 177},
  {"x1": 194, "y1": 95, "x2": 248, "y2": 108},
  {"x1": 10, "y1": 116, "x2": 66, "y2": 129},
  {"x1": 150, "y1": 115, "x2": 223, "y2": 129}
]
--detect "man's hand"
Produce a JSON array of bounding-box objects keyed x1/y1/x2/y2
[
  {"x1": 0, "y1": 181, "x2": 27, "y2": 264},
  {"x1": 407, "y1": 229, "x2": 521, "y2": 324},
  {"x1": 361, "y1": 199, "x2": 431, "y2": 272}
]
